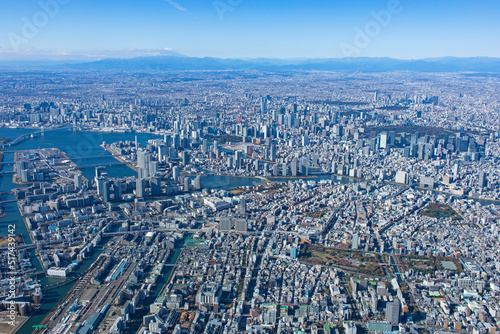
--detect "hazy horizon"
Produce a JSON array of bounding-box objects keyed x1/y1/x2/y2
[{"x1": 2, "y1": 0, "x2": 500, "y2": 60}]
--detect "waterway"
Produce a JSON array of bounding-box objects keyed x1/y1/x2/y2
[
  {"x1": 0, "y1": 127, "x2": 496, "y2": 333},
  {"x1": 0, "y1": 128, "x2": 164, "y2": 334},
  {"x1": 0, "y1": 129, "x2": 272, "y2": 333}
]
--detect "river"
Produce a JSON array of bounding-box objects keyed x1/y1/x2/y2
[
  {"x1": 0, "y1": 128, "x2": 165, "y2": 334},
  {"x1": 1, "y1": 127, "x2": 493, "y2": 333}
]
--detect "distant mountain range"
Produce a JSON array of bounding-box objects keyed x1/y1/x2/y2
[
  {"x1": 58, "y1": 56, "x2": 500, "y2": 72},
  {"x1": 3, "y1": 54, "x2": 500, "y2": 72}
]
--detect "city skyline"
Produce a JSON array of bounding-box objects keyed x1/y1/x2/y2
[{"x1": 1, "y1": 1, "x2": 500, "y2": 333}]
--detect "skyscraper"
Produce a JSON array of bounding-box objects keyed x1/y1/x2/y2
[
  {"x1": 150, "y1": 174, "x2": 161, "y2": 196},
  {"x1": 136, "y1": 178, "x2": 145, "y2": 198},
  {"x1": 182, "y1": 151, "x2": 189, "y2": 165},
  {"x1": 194, "y1": 175, "x2": 201, "y2": 190},
  {"x1": 158, "y1": 144, "x2": 167, "y2": 162},
  {"x1": 260, "y1": 96, "x2": 266, "y2": 113},
  {"x1": 95, "y1": 166, "x2": 105, "y2": 179},
  {"x1": 238, "y1": 197, "x2": 246, "y2": 214},
  {"x1": 113, "y1": 180, "x2": 122, "y2": 201},
  {"x1": 16, "y1": 160, "x2": 28, "y2": 179},
  {"x1": 202, "y1": 139, "x2": 208, "y2": 153},
  {"x1": 302, "y1": 135, "x2": 309, "y2": 147},
  {"x1": 235, "y1": 151, "x2": 243, "y2": 169},
  {"x1": 149, "y1": 161, "x2": 158, "y2": 175},
  {"x1": 380, "y1": 132, "x2": 388, "y2": 149},
  {"x1": 351, "y1": 234, "x2": 360, "y2": 250},
  {"x1": 291, "y1": 159, "x2": 297, "y2": 177},
  {"x1": 172, "y1": 166, "x2": 180, "y2": 182},
  {"x1": 74, "y1": 174, "x2": 83, "y2": 190},
  {"x1": 478, "y1": 172, "x2": 487, "y2": 188},
  {"x1": 385, "y1": 301, "x2": 400, "y2": 325},
  {"x1": 371, "y1": 292, "x2": 378, "y2": 314},
  {"x1": 301, "y1": 157, "x2": 308, "y2": 176},
  {"x1": 102, "y1": 180, "x2": 111, "y2": 203},
  {"x1": 137, "y1": 149, "x2": 150, "y2": 177},
  {"x1": 270, "y1": 144, "x2": 277, "y2": 162},
  {"x1": 96, "y1": 176, "x2": 106, "y2": 196}
]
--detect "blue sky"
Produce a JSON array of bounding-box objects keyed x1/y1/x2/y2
[{"x1": 1, "y1": 0, "x2": 499, "y2": 59}]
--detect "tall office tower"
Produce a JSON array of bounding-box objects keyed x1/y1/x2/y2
[
  {"x1": 234, "y1": 151, "x2": 243, "y2": 168},
  {"x1": 282, "y1": 163, "x2": 288, "y2": 176},
  {"x1": 74, "y1": 174, "x2": 83, "y2": 190},
  {"x1": 302, "y1": 135, "x2": 309, "y2": 147},
  {"x1": 149, "y1": 161, "x2": 158, "y2": 175},
  {"x1": 333, "y1": 125, "x2": 343, "y2": 137},
  {"x1": 260, "y1": 96, "x2": 266, "y2": 113},
  {"x1": 403, "y1": 147, "x2": 411, "y2": 158},
  {"x1": 169, "y1": 147, "x2": 177, "y2": 159},
  {"x1": 291, "y1": 159, "x2": 298, "y2": 177},
  {"x1": 138, "y1": 167, "x2": 147, "y2": 179},
  {"x1": 213, "y1": 140, "x2": 219, "y2": 153},
  {"x1": 96, "y1": 176, "x2": 106, "y2": 196},
  {"x1": 136, "y1": 178, "x2": 145, "y2": 198},
  {"x1": 158, "y1": 144, "x2": 167, "y2": 162},
  {"x1": 380, "y1": 132, "x2": 388, "y2": 149},
  {"x1": 388, "y1": 131, "x2": 396, "y2": 146},
  {"x1": 311, "y1": 112, "x2": 317, "y2": 124},
  {"x1": 172, "y1": 166, "x2": 180, "y2": 182},
  {"x1": 301, "y1": 157, "x2": 308, "y2": 176},
  {"x1": 113, "y1": 180, "x2": 122, "y2": 201},
  {"x1": 202, "y1": 139, "x2": 208, "y2": 153},
  {"x1": 351, "y1": 233, "x2": 360, "y2": 249},
  {"x1": 286, "y1": 113, "x2": 294, "y2": 128},
  {"x1": 174, "y1": 121, "x2": 181, "y2": 133},
  {"x1": 173, "y1": 133, "x2": 180, "y2": 148},
  {"x1": 150, "y1": 174, "x2": 161, "y2": 196},
  {"x1": 254, "y1": 159, "x2": 259, "y2": 171},
  {"x1": 452, "y1": 163, "x2": 459, "y2": 177},
  {"x1": 478, "y1": 172, "x2": 487, "y2": 188},
  {"x1": 331, "y1": 161, "x2": 337, "y2": 174},
  {"x1": 164, "y1": 134, "x2": 172, "y2": 147},
  {"x1": 410, "y1": 132, "x2": 419, "y2": 145},
  {"x1": 238, "y1": 197, "x2": 246, "y2": 213},
  {"x1": 273, "y1": 164, "x2": 279, "y2": 176},
  {"x1": 181, "y1": 151, "x2": 189, "y2": 165},
  {"x1": 262, "y1": 125, "x2": 269, "y2": 139},
  {"x1": 137, "y1": 149, "x2": 150, "y2": 177},
  {"x1": 385, "y1": 301, "x2": 400, "y2": 325},
  {"x1": 102, "y1": 180, "x2": 111, "y2": 203},
  {"x1": 95, "y1": 166, "x2": 106, "y2": 179},
  {"x1": 194, "y1": 175, "x2": 201, "y2": 190},
  {"x1": 371, "y1": 292, "x2": 378, "y2": 313},
  {"x1": 16, "y1": 160, "x2": 28, "y2": 179}
]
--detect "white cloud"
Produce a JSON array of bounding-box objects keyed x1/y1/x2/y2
[
  {"x1": 164, "y1": 0, "x2": 187, "y2": 11},
  {"x1": 0, "y1": 48, "x2": 183, "y2": 60}
]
